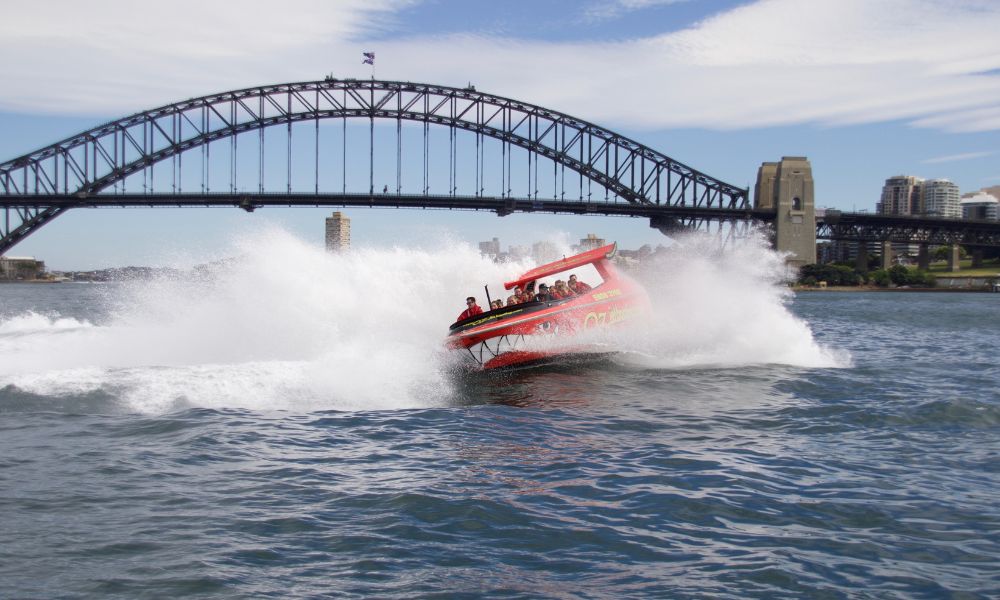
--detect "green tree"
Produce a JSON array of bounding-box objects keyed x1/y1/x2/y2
[{"x1": 871, "y1": 269, "x2": 891, "y2": 287}]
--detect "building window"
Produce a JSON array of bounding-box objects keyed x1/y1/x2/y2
[{"x1": 792, "y1": 196, "x2": 802, "y2": 211}]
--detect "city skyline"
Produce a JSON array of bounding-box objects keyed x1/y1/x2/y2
[{"x1": 2, "y1": 0, "x2": 999, "y2": 269}]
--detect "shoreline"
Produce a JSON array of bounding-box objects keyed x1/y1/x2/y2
[{"x1": 793, "y1": 286, "x2": 995, "y2": 293}]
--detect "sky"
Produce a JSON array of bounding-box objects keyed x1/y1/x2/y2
[{"x1": 1, "y1": 0, "x2": 999, "y2": 269}]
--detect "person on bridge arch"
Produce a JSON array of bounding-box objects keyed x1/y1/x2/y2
[
  {"x1": 457, "y1": 297, "x2": 483, "y2": 321},
  {"x1": 383, "y1": 185, "x2": 388, "y2": 193},
  {"x1": 568, "y1": 274, "x2": 592, "y2": 294}
]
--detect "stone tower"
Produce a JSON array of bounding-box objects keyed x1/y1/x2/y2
[
  {"x1": 325, "y1": 211, "x2": 351, "y2": 252},
  {"x1": 755, "y1": 157, "x2": 815, "y2": 269}
]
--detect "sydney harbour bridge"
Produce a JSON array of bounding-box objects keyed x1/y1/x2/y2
[{"x1": 2, "y1": 78, "x2": 999, "y2": 257}]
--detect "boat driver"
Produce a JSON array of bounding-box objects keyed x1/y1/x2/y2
[{"x1": 457, "y1": 297, "x2": 484, "y2": 321}]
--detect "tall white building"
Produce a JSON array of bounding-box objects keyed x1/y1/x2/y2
[
  {"x1": 922, "y1": 179, "x2": 961, "y2": 218},
  {"x1": 324, "y1": 212, "x2": 351, "y2": 252},
  {"x1": 879, "y1": 175, "x2": 924, "y2": 215}
]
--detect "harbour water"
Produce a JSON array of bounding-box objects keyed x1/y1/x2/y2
[{"x1": 1, "y1": 233, "x2": 997, "y2": 598}]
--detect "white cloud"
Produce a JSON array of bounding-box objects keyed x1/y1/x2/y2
[
  {"x1": 921, "y1": 151, "x2": 994, "y2": 164},
  {"x1": 583, "y1": 0, "x2": 692, "y2": 22},
  {"x1": 1, "y1": 0, "x2": 999, "y2": 134},
  {"x1": 0, "y1": 0, "x2": 410, "y2": 113}
]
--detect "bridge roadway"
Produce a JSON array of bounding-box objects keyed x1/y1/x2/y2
[
  {"x1": 0, "y1": 192, "x2": 770, "y2": 223},
  {"x1": 4, "y1": 193, "x2": 1000, "y2": 248}
]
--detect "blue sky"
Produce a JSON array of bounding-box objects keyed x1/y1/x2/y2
[{"x1": 1, "y1": 0, "x2": 998, "y2": 269}]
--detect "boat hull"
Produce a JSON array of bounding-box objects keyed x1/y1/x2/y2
[{"x1": 447, "y1": 282, "x2": 648, "y2": 370}]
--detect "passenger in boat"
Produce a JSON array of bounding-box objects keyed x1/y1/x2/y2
[
  {"x1": 551, "y1": 280, "x2": 573, "y2": 299},
  {"x1": 491, "y1": 299, "x2": 504, "y2": 310},
  {"x1": 534, "y1": 283, "x2": 552, "y2": 302},
  {"x1": 568, "y1": 274, "x2": 592, "y2": 294},
  {"x1": 506, "y1": 286, "x2": 522, "y2": 306},
  {"x1": 457, "y1": 297, "x2": 483, "y2": 321}
]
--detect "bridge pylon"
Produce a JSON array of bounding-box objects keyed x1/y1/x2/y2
[{"x1": 755, "y1": 156, "x2": 816, "y2": 269}]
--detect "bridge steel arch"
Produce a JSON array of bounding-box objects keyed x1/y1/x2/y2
[{"x1": 0, "y1": 79, "x2": 750, "y2": 254}]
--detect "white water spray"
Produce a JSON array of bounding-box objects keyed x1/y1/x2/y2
[
  {"x1": 0, "y1": 228, "x2": 845, "y2": 413},
  {"x1": 618, "y1": 231, "x2": 848, "y2": 369}
]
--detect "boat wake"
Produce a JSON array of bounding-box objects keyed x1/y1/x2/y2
[{"x1": 0, "y1": 228, "x2": 846, "y2": 414}]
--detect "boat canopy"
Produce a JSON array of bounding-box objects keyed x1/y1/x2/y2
[{"x1": 503, "y1": 243, "x2": 617, "y2": 291}]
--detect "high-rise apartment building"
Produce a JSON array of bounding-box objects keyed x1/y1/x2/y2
[
  {"x1": 324, "y1": 211, "x2": 351, "y2": 252},
  {"x1": 922, "y1": 179, "x2": 961, "y2": 218},
  {"x1": 879, "y1": 175, "x2": 924, "y2": 215}
]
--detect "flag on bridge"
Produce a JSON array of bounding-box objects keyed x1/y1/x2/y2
[{"x1": 362, "y1": 52, "x2": 375, "y2": 65}]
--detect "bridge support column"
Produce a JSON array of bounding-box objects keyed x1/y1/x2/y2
[
  {"x1": 880, "y1": 241, "x2": 894, "y2": 270},
  {"x1": 856, "y1": 241, "x2": 869, "y2": 273},
  {"x1": 917, "y1": 244, "x2": 930, "y2": 270},
  {"x1": 755, "y1": 157, "x2": 815, "y2": 270},
  {"x1": 947, "y1": 244, "x2": 961, "y2": 272},
  {"x1": 971, "y1": 248, "x2": 984, "y2": 268}
]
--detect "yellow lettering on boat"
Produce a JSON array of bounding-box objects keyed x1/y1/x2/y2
[
  {"x1": 591, "y1": 288, "x2": 622, "y2": 301},
  {"x1": 583, "y1": 311, "x2": 607, "y2": 328},
  {"x1": 465, "y1": 309, "x2": 523, "y2": 328}
]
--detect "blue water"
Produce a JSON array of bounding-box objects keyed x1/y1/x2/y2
[{"x1": 1, "y1": 282, "x2": 998, "y2": 598}]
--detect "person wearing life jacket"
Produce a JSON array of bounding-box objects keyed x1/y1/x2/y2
[
  {"x1": 568, "y1": 274, "x2": 592, "y2": 294},
  {"x1": 457, "y1": 297, "x2": 483, "y2": 321}
]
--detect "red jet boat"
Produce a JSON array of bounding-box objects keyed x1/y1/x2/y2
[{"x1": 447, "y1": 243, "x2": 650, "y2": 369}]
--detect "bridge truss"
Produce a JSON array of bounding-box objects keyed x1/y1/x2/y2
[
  {"x1": 0, "y1": 79, "x2": 752, "y2": 254},
  {"x1": 817, "y1": 212, "x2": 1000, "y2": 248}
]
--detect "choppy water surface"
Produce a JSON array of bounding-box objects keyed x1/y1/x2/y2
[{"x1": 1, "y1": 234, "x2": 998, "y2": 598}]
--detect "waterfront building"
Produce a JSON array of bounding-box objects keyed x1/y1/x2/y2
[
  {"x1": 960, "y1": 192, "x2": 999, "y2": 220},
  {"x1": 922, "y1": 179, "x2": 961, "y2": 218},
  {"x1": 324, "y1": 212, "x2": 351, "y2": 252},
  {"x1": 577, "y1": 233, "x2": 606, "y2": 252},
  {"x1": 0, "y1": 256, "x2": 45, "y2": 280},
  {"x1": 478, "y1": 237, "x2": 501, "y2": 260},
  {"x1": 817, "y1": 240, "x2": 861, "y2": 264},
  {"x1": 879, "y1": 175, "x2": 924, "y2": 216}
]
